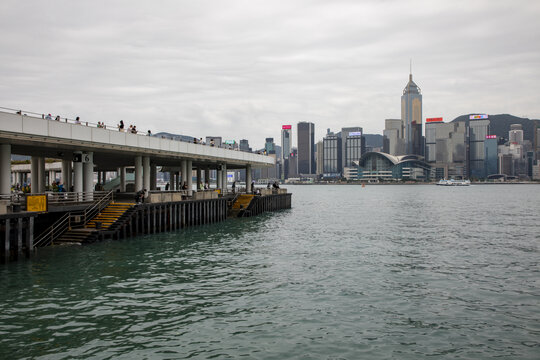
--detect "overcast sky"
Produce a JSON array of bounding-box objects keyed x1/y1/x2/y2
[{"x1": 1, "y1": 0, "x2": 539, "y2": 149}]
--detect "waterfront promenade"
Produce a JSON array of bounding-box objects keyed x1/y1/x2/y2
[{"x1": 0, "y1": 109, "x2": 290, "y2": 263}]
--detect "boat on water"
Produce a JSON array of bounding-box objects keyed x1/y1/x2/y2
[{"x1": 437, "y1": 179, "x2": 471, "y2": 186}]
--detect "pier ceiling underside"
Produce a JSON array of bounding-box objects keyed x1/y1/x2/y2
[{"x1": 0, "y1": 112, "x2": 273, "y2": 169}]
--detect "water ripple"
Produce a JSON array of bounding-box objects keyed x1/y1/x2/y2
[{"x1": 1, "y1": 185, "x2": 539, "y2": 359}]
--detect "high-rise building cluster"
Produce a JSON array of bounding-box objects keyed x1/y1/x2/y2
[{"x1": 245, "y1": 70, "x2": 540, "y2": 183}]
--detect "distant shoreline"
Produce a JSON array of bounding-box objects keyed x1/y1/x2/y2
[{"x1": 283, "y1": 182, "x2": 540, "y2": 186}]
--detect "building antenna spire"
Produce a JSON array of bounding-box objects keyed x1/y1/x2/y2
[{"x1": 409, "y1": 59, "x2": 412, "y2": 80}]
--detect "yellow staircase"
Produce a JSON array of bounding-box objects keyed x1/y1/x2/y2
[
  {"x1": 86, "y1": 202, "x2": 133, "y2": 229},
  {"x1": 229, "y1": 194, "x2": 255, "y2": 217}
]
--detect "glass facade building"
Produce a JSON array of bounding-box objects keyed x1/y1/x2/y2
[
  {"x1": 323, "y1": 133, "x2": 342, "y2": 177},
  {"x1": 341, "y1": 127, "x2": 364, "y2": 169},
  {"x1": 297, "y1": 122, "x2": 315, "y2": 174},
  {"x1": 401, "y1": 73, "x2": 423, "y2": 155},
  {"x1": 468, "y1": 119, "x2": 490, "y2": 179}
]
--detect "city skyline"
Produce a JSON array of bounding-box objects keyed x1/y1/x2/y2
[{"x1": 1, "y1": 1, "x2": 539, "y2": 150}]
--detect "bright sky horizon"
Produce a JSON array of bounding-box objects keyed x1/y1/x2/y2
[{"x1": 1, "y1": 0, "x2": 539, "y2": 150}]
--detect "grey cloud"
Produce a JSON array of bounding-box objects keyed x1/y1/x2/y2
[{"x1": 1, "y1": 0, "x2": 539, "y2": 149}]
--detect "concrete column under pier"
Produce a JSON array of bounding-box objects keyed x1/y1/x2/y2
[
  {"x1": 217, "y1": 169, "x2": 222, "y2": 190},
  {"x1": 134, "y1": 156, "x2": 143, "y2": 192},
  {"x1": 204, "y1": 167, "x2": 210, "y2": 187},
  {"x1": 37, "y1": 157, "x2": 45, "y2": 193},
  {"x1": 61, "y1": 160, "x2": 72, "y2": 190},
  {"x1": 222, "y1": 163, "x2": 227, "y2": 194},
  {"x1": 150, "y1": 165, "x2": 157, "y2": 191},
  {"x1": 0, "y1": 144, "x2": 11, "y2": 195},
  {"x1": 246, "y1": 164, "x2": 252, "y2": 193},
  {"x1": 73, "y1": 152, "x2": 83, "y2": 193},
  {"x1": 143, "y1": 156, "x2": 150, "y2": 195},
  {"x1": 119, "y1": 167, "x2": 126, "y2": 192},
  {"x1": 187, "y1": 160, "x2": 193, "y2": 195},
  {"x1": 196, "y1": 168, "x2": 201, "y2": 191},
  {"x1": 83, "y1": 152, "x2": 94, "y2": 195},
  {"x1": 181, "y1": 160, "x2": 187, "y2": 188}
]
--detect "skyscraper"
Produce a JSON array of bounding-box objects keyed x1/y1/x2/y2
[
  {"x1": 281, "y1": 125, "x2": 292, "y2": 179},
  {"x1": 341, "y1": 127, "x2": 364, "y2": 169},
  {"x1": 401, "y1": 72, "x2": 423, "y2": 155},
  {"x1": 323, "y1": 130, "x2": 342, "y2": 177},
  {"x1": 468, "y1": 118, "x2": 490, "y2": 178},
  {"x1": 297, "y1": 122, "x2": 315, "y2": 174}
]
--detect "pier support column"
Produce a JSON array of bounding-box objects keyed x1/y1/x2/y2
[
  {"x1": 61, "y1": 160, "x2": 72, "y2": 190},
  {"x1": 0, "y1": 144, "x2": 11, "y2": 195},
  {"x1": 101, "y1": 171, "x2": 106, "y2": 186},
  {"x1": 134, "y1": 156, "x2": 143, "y2": 192},
  {"x1": 181, "y1": 160, "x2": 187, "y2": 189},
  {"x1": 217, "y1": 168, "x2": 222, "y2": 191},
  {"x1": 150, "y1": 164, "x2": 157, "y2": 190},
  {"x1": 143, "y1": 156, "x2": 150, "y2": 195},
  {"x1": 187, "y1": 160, "x2": 193, "y2": 195},
  {"x1": 73, "y1": 152, "x2": 83, "y2": 194},
  {"x1": 119, "y1": 167, "x2": 126, "y2": 192},
  {"x1": 175, "y1": 172, "x2": 180, "y2": 191},
  {"x1": 83, "y1": 152, "x2": 94, "y2": 200},
  {"x1": 222, "y1": 163, "x2": 227, "y2": 194},
  {"x1": 196, "y1": 168, "x2": 202, "y2": 191},
  {"x1": 204, "y1": 167, "x2": 210, "y2": 188},
  {"x1": 31, "y1": 157, "x2": 39, "y2": 193},
  {"x1": 246, "y1": 164, "x2": 252, "y2": 193},
  {"x1": 37, "y1": 157, "x2": 45, "y2": 193},
  {"x1": 169, "y1": 172, "x2": 174, "y2": 190}
]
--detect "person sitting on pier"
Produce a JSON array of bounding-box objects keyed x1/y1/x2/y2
[
  {"x1": 272, "y1": 181, "x2": 280, "y2": 189},
  {"x1": 135, "y1": 189, "x2": 146, "y2": 204},
  {"x1": 204, "y1": 182, "x2": 209, "y2": 190},
  {"x1": 55, "y1": 115, "x2": 61, "y2": 121},
  {"x1": 232, "y1": 181, "x2": 236, "y2": 193},
  {"x1": 75, "y1": 116, "x2": 81, "y2": 124},
  {"x1": 165, "y1": 182, "x2": 169, "y2": 191},
  {"x1": 182, "y1": 182, "x2": 188, "y2": 190},
  {"x1": 45, "y1": 113, "x2": 52, "y2": 120},
  {"x1": 267, "y1": 182, "x2": 271, "y2": 189}
]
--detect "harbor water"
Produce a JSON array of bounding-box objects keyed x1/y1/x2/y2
[{"x1": 1, "y1": 185, "x2": 539, "y2": 359}]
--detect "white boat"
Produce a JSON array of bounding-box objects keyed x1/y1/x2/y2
[{"x1": 437, "y1": 179, "x2": 471, "y2": 186}]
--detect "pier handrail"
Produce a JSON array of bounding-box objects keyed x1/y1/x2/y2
[
  {"x1": 82, "y1": 190, "x2": 114, "y2": 225},
  {"x1": 33, "y1": 190, "x2": 114, "y2": 247}
]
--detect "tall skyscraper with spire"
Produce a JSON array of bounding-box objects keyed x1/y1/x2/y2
[{"x1": 401, "y1": 68, "x2": 423, "y2": 155}]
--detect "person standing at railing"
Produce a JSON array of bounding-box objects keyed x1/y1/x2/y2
[
  {"x1": 45, "y1": 113, "x2": 52, "y2": 120},
  {"x1": 75, "y1": 116, "x2": 81, "y2": 124},
  {"x1": 55, "y1": 115, "x2": 61, "y2": 121},
  {"x1": 118, "y1": 120, "x2": 125, "y2": 132}
]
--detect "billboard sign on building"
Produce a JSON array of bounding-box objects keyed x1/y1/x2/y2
[
  {"x1": 282, "y1": 125, "x2": 292, "y2": 130},
  {"x1": 486, "y1": 135, "x2": 497, "y2": 139},
  {"x1": 470, "y1": 114, "x2": 489, "y2": 120},
  {"x1": 348, "y1": 131, "x2": 362, "y2": 136},
  {"x1": 224, "y1": 140, "x2": 235, "y2": 145},
  {"x1": 426, "y1": 117, "x2": 443, "y2": 123}
]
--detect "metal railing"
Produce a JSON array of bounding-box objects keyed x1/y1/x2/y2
[
  {"x1": 1, "y1": 106, "x2": 269, "y2": 153},
  {"x1": 5, "y1": 191, "x2": 111, "y2": 210},
  {"x1": 33, "y1": 191, "x2": 114, "y2": 248}
]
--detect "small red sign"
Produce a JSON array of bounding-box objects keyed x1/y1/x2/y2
[
  {"x1": 426, "y1": 117, "x2": 443, "y2": 123},
  {"x1": 282, "y1": 125, "x2": 292, "y2": 130}
]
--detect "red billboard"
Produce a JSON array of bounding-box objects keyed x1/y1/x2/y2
[
  {"x1": 282, "y1": 125, "x2": 292, "y2": 130},
  {"x1": 426, "y1": 117, "x2": 443, "y2": 123}
]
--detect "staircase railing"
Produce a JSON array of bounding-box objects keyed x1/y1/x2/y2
[{"x1": 33, "y1": 191, "x2": 114, "y2": 248}]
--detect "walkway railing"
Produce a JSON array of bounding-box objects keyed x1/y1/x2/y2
[
  {"x1": 33, "y1": 191, "x2": 114, "y2": 248},
  {"x1": 4, "y1": 191, "x2": 111, "y2": 209}
]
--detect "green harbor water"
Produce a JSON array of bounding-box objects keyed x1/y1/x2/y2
[{"x1": 1, "y1": 185, "x2": 539, "y2": 359}]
